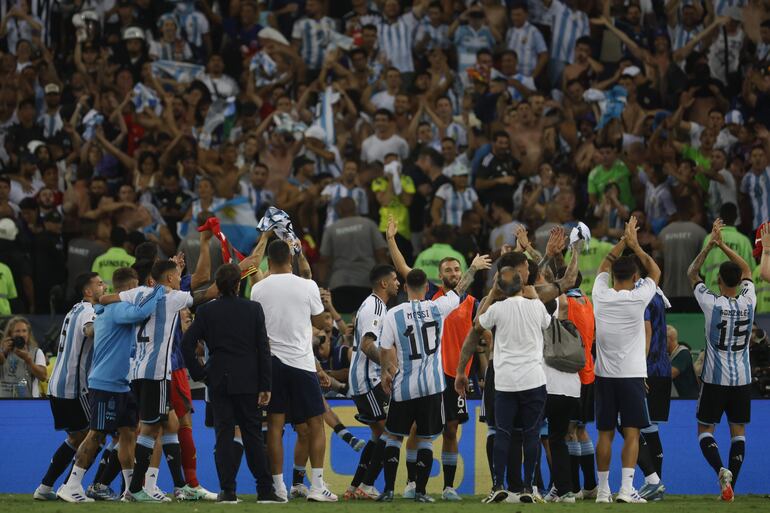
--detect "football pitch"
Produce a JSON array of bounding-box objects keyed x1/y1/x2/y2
[{"x1": 1, "y1": 495, "x2": 768, "y2": 513}]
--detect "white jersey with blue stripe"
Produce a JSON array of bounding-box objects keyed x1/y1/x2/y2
[
  {"x1": 380, "y1": 291, "x2": 460, "y2": 401},
  {"x1": 292, "y1": 16, "x2": 339, "y2": 70},
  {"x1": 435, "y1": 183, "x2": 478, "y2": 226},
  {"x1": 671, "y1": 23, "x2": 703, "y2": 53},
  {"x1": 120, "y1": 286, "x2": 193, "y2": 382},
  {"x1": 543, "y1": 0, "x2": 589, "y2": 63},
  {"x1": 48, "y1": 301, "x2": 96, "y2": 399},
  {"x1": 714, "y1": 0, "x2": 747, "y2": 16},
  {"x1": 504, "y1": 22, "x2": 548, "y2": 76},
  {"x1": 694, "y1": 280, "x2": 756, "y2": 386},
  {"x1": 740, "y1": 168, "x2": 770, "y2": 229},
  {"x1": 416, "y1": 20, "x2": 449, "y2": 50},
  {"x1": 321, "y1": 183, "x2": 369, "y2": 227},
  {"x1": 378, "y1": 12, "x2": 419, "y2": 73},
  {"x1": 349, "y1": 294, "x2": 387, "y2": 396}
]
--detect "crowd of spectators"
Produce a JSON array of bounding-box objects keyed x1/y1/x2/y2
[{"x1": 0, "y1": 0, "x2": 770, "y2": 326}]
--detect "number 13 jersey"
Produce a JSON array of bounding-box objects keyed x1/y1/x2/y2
[
  {"x1": 694, "y1": 280, "x2": 756, "y2": 386},
  {"x1": 380, "y1": 291, "x2": 460, "y2": 402}
]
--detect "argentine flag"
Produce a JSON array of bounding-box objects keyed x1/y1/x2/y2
[
  {"x1": 151, "y1": 60, "x2": 205, "y2": 83},
  {"x1": 178, "y1": 196, "x2": 259, "y2": 254}
]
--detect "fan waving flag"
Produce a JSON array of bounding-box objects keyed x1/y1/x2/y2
[
  {"x1": 151, "y1": 60, "x2": 205, "y2": 83},
  {"x1": 257, "y1": 207, "x2": 301, "y2": 254},
  {"x1": 211, "y1": 196, "x2": 259, "y2": 255}
]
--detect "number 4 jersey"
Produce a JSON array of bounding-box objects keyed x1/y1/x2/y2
[
  {"x1": 119, "y1": 286, "x2": 193, "y2": 382},
  {"x1": 694, "y1": 280, "x2": 756, "y2": 386},
  {"x1": 380, "y1": 291, "x2": 460, "y2": 402}
]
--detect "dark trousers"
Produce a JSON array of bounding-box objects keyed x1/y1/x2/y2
[
  {"x1": 494, "y1": 385, "x2": 546, "y2": 490},
  {"x1": 546, "y1": 394, "x2": 579, "y2": 496},
  {"x1": 211, "y1": 390, "x2": 272, "y2": 495}
]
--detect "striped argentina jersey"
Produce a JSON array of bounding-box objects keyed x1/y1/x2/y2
[
  {"x1": 740, "y1": 168, "x2": 770, "y2": 229},
  {"x1": 378, "y1": 12, "x2": 420, "y2": 73},
  {"x1": 120, "y1": 286, "x2": 193, "y2": 381},
  {"x1": 380, "y1": 291, "x2": 460, "y2": 401},
  {"x1": 48, "y1": 301, "x2": 96, "y2": 399},
  {"x1": 292, "y1": 16, "x2": 339, "y2": 70},
  {"x1": 694, "y1": 280, "x2": 756, "y2": 386},
  {"x1": 504, "y1": 21, "x2": 548, "y2": 76},
  {"x1": 322, "y1": 183, "x2": 368, "y2": 227},
  {"x1": 349, "y1": 294, "x2": 387, "y2": 396},
  {"x1": 671, "y1": 23, "x2": 703, "y2": 53},
  {"x1": 435, "y1": 183, "x2": 478, "y2": 227},
  {"x1": 544, "y1": 0, "x2": 589, "y2": 63}
]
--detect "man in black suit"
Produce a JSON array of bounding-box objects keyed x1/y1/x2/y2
[{"x1": 182, "y1": 263, "x2": 280, "y2": 503}]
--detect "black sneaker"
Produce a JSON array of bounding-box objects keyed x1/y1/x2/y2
[
  {"x1": 483, "y1": 487, "x2": 509, "y2": 504},
  {"x1": 217, "y1": 491, "x2": 239, "y2": 504},
  {"x1": 257, "y1": 491, "x2": 288, "y2": 504},
  {"x1": 376, "y1": 490, "x2": 394, "y2": 502}
]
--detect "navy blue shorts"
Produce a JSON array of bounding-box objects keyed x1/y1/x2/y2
[
  {"x1": 89, "y1": 389, "x2": 138, "y2": 433},
  {"x1": 267, "y1": 356, "x2": 325, "y2": 424},
  {"x1": 594, "y1": 376, "x2": 651, "y2": 431},
  {"x1": 494, "y1": 385, "x2": 547, "y2": 436}
]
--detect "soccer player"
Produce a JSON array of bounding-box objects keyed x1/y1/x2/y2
[
  {"x1": 251, "y1": 240, "x2": 337, "y2": 502},
  {"x1": 636, "y1": 283, "x2": 671, "y2": 501},
  {"x1": 687, "y1": 219, "x2": 755, "y2": 502},
  {"x1": 386, "y1": 216, "x2": 489, "y2": 500},
  {"x1": 343, "y1": 264, "x2": 400, "y2": 501},
  {"x1": 34, "y1": 273, "x2": 103, "y2": 501},
  {"x1": 377, "y1": 260, "x2": 486, "y2": 503},
  {"x1": 563, "y1": 271, "x2": 598, "y2": 500},
  {"x1": 592, "y1": 216, "x2": 661, "y2": 504},
  {"x1": 56, "y1": 268, "x2": 164, "y2": 503},
  {"x1": 122, "y1": 260, "x2": 212, "y2": 502}
]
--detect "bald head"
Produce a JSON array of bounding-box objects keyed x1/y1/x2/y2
[{"x1": 667, "y1": 325, "x2": 678, "y2": 354}]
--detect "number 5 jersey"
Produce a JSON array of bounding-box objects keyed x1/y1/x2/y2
[
  {"x1": 694, "y1": 280, "x2": 756, "y2": 387},
  {"x1": 379, "y1": 291, "x2": 460, "y2": 402}
]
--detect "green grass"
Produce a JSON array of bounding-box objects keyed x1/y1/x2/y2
[{"x1": 2, "y1": 495, "x2": 768, "y2": 513}]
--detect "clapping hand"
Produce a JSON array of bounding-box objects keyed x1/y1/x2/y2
[
  {"x1": 711, "y1": 218, "x2": 724, "y2": 247},
  {"x1": 515, "y1": 225, "x2": 529, "y2": 251},
  {"x1": 761, "y1": 223, "x2": 770, "y2": 253},
  {"x1": 470, "y1": 254, "x2": 492, "y2": 273},
  {"x1": 386, "y1": 215, "x2": 398, "y2": 240},
  {"x1": 545, "y1": 226, "x2": 567, "y2": 257},
  {"x1": 625, "y1": 216, "x2": 640, "y2": 249}
]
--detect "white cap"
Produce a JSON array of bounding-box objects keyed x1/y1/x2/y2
[
  {"x1": 258, "y1": 27, "x2": 289, "y2": 46},
  {"x1": 0, "y1": 218, "x2": 19, "y2": 241},
  {"x1": 27, "y1": 140, "x2": 45, "y2": 154},
  {"x1": 621, "y1": 65, "x2": 641, "y2": 77},
  {"x1": 123, "y1": 26, "x2": 145, "y2": 41},
  {"x1": 725, "y1": 6, "x2": 743, "y2": 22},
  {"x1": 81, "y1": 10, "x2": 100, "y2": 22},
  {"x1": 569, "y1": 222, "x2": 592, "y2": 249},
  {"x1": 304, "y1": 125, "x2": 326, "y2": 141},
  {"x1": 725, "y1": 110, "x2": 744, "y2": 126},
  {"x1": 44, "y1": 83, "x2": 61, "y2": 94},
  {"x1": 447, "y1": 161, "x2": 470, "y2": 177}
]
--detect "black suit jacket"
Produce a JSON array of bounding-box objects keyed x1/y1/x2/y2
[{"x1": 182, "y1": 295, "x2": 271, "y2": 395}]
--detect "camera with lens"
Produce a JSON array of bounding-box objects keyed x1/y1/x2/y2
[{"x1": 12, "y1": 336, "x2": 25, "y2": 349}]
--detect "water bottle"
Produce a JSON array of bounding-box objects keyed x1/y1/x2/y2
[{"x1": 15, "y1": 378, "x2": 29, "y2": 398}]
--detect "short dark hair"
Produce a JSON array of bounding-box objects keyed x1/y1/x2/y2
[
  {"x1": 492, "y1": 130, "x2": 509, "y2": 142},
  {"x1": 110, "y1": 226, "x2": 127, "y2": 247},
  {"x1": 527, "y1": 259, "x2": 538, "y2": 286},
  {"x1": 496, "y1": 267, "x2": 522, "y2": 297},
  {"x1": 267, "y1": 239, "x2": 291, "y2": 265},
  {"x1": 374, "y1": 108, "x2": 394, "y2": 120},
  {"x1": 215, "y1": 263, "x2": 241, "y2": 296},
  {"x1": 405, "y1": 268, "x2": 428, "y2": 290},
  {"x1": 498, "y1": 251, "x2": 528, "y2": 270},
  {"x1": 719, "y1": 202, "x2": 738, "y2": 226},
  {"x1": 611, "y1": 255, "x2": 638, "y2": 282},
  {"x1": 492, "y1": 197, "x2": 514, "y2": 214},
  {"x1": 135, "y1": 241, "x2": 159, "y2": 262},
  {"x1": 151, "y1": 260, "x2": 177, "y2": 282},
  {"x1": 576, "y1": 36, "x2": 592, "y2": 47},
  {"x1": 369, "y1": 264, "x2": 396, "y2": 286},
  {"x1": 112, "y1": 267, "x2": 138, "y2": 290},
  {"x1": 418, "y1": 147, "x2": 444, "y2": 168},
  {"x1": 718, "y1": 261, "x2": 742, "y2": 288},
  {"x1": 432, "y1": 224, "x2": 454, "y2": 244},
  {"x1": 132, "y1": 259, "x2": 154, "y2": 286},
  {"x1": 75, "y1": 272, "x2": 99, "y2": 298},
  {"x1": 438, "y1": 257, "x2": 461, "y2": 272}
]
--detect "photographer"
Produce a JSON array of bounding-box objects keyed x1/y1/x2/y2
[{"x1": 0, "y1": 316, "x2": 47, "y2": 398}]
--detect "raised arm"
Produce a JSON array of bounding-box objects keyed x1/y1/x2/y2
[
  {"x1": 688, "y1": 221, "x2": 720, "y2": 286},
  {"x1": 598, "y1": 236, "x2": 627, "y2": 276},
  {"x1": 386, "y1": 215, "x2": 412, "y2": 278},
  {"x1": 711, "y1": 219, "x2": 752, "y2": 280},
  {"x1": 760, "y1": 224, "x2": 770, "y2": 282},
  {"x1": 189, "y1": 229, "x2": 213, "y2": 291},
  {"x1": 624, "y1": 216, "x2": 661, "y2": 284},
  {"x1": 453, "y1": 254, "x2": 492, "y2": 296},
  {"x1": 113, "y1": 287, "x2": 165, "y2": 324}
]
